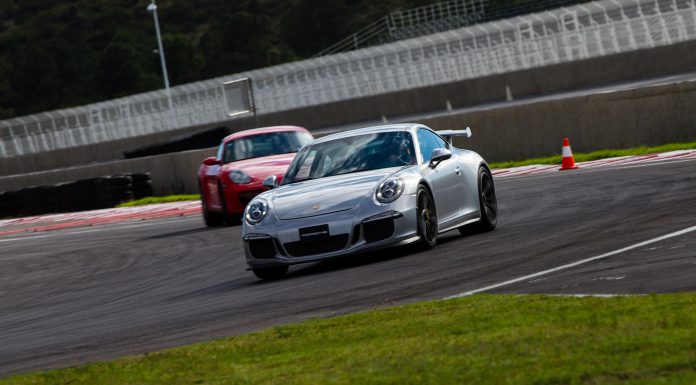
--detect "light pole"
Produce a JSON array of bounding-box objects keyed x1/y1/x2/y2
[{"x1": 147, "y1": 0, "x2": 172, "y2": 107}]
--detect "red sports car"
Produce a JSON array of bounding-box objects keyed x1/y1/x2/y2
[{"x1": 198, "y1": 126, "x2": 313, "y2": 226}]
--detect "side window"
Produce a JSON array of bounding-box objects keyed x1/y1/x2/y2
[
  {"x1": 429, "y1": 131, "x2": 448, "y2": 149},
  {"x1": 417, "y1": 128, "x2": 438, "y2": 163}
]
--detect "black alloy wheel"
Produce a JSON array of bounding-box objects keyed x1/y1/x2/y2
[{"x1": 416, "y1": 186, "x2": 438, "y2": 248}]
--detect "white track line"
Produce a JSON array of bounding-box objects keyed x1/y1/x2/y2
[{"x1": 445, "y1": 224, "x2": 696, "y2": 299}]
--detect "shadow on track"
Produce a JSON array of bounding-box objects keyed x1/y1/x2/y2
[
  {"x1": 164, "y1": 228, "x2": 480, "y2": 304},
  {"x1": 138, "y1": 226, "x2": 232, "y2": 241}
]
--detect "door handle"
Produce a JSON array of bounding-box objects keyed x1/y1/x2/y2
[{"x1": 455, "y1": 167, "x2": 462, "y2": 176}]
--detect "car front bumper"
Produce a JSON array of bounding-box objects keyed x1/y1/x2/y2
[{"x1": 243, "y1": 206, "x2": 419, "y2": 268}]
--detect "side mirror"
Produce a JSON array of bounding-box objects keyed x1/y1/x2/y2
[
  {"x1": 203, "y1": 157, "x2": 221, "y2": 166},
  {"x1": 263, "y1": 175, "x2": 278, "y2": 190},
  {"x1": 429, "y1": 148, "x2": 452, "y2": 169}
]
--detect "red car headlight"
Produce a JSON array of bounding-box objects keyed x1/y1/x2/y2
[{"x1": 228, "y1": 170, "x2": 252, "y2": 184}]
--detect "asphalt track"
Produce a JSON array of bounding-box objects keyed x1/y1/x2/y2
[{"x1": 1, "y1": 158, "x2": 696, "y2": 376}]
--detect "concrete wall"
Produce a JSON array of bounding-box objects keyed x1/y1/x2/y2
[
  {"x1": 2, "y1": 79, "x2": 696, "y2": 195},
  {"x1": 254, "y1": 40, "x2": 696, "y2": 131},
  {"x1": 4, "y1": 39, "x2": 696, "y2": 177},
  {"x1": 0, "y1": 147, "x2": 217, "y2": 196},
  {"x1": 433, "y1": 80, "x2": 696, "y2": 162},
  {"x1": 0, "y1": 123, "x2": 226, "y2": 177}
]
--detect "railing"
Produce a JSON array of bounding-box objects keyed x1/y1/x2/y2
[
  {"x1": 315, "y1": 0, "x2": 488, "y2": 56},
  {"x1": 314, "y1": 0, "x2": 592, "y2": 56},
  {"x1": 1, "y1": 0, "x2": 695, "y2": 159},
  {"x1": 255, "y1": 0, "x2": 696, "y2": 114}
]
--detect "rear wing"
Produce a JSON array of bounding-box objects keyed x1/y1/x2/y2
[{"x1": 436, "y1": 127, "x2": 472, "y2": 145}]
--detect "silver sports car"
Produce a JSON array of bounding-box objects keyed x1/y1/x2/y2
[{"x1": 242, "y1": 123, "x2": 497, "y2": 279}]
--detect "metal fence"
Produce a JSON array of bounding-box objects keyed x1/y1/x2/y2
[
  {"x1": 2, "y1": 0, "x2": 696, "y2": 159},
  {"x1": 315, "y1": 0, "x2": 488, "y2": 56}
]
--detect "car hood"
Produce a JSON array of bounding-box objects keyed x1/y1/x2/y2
[
  {"x1": 222, "y1": 153, "x2": 296, "y2": 179},
  {"x1": 270, "y1": 169, "x2": 398, "y2": 220}
]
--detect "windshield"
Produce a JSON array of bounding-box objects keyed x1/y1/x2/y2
[
  {"x1": 223, "y1": 131, "x2": 313, "y2": 163},
  {"x1": 282, "y1": 131, "x2": 416, "y2": 185}
]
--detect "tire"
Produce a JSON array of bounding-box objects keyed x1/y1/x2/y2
[
  {"x1": 416, "y1": 185, "x2": 438, "y2": 249},
  {"x1": 218, "y1": 184, "x2": 241, "y2": 226},
  {"x1": 201, "y1": 183, "x2": 224, "y2": 227},
  {"x1": 460, "y1": 167, "x2": 497, "y2": 234},
  {"x1": 202, "y1": 197, "x2": 224, "y2": 227},
  {"x1": 252, "y1": 266, "x2": 288, "y2": 280}
]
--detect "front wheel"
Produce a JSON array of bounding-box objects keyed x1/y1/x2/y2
[
  {"x1": 218, "y1": 184, "x2": 241, "y2": 226},
  {"x1": 201, "y1": 185, "x2": 224, "y2": 227},
  {"x1": 416, "y1": 186, "x2": 438, "y2": 248},
  {"x1": 252, "y1": 266, "x2": 288, "y2": 280}
]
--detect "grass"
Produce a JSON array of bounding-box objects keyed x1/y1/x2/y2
[
  {"x1": 488, "y1": 141, "x2": 696, "y2": 169},
  {"x1": 116, "y1": 194, "x2": 200, "y2": 207},
  {"x1": 4, "y1": 294, "x2": 696, "y2": 385}
]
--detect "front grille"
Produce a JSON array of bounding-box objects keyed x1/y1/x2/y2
[
  {"x1": 284, "y1": 234, "x2": 349, "y2": 257},
  {"x1": 363, "y1": 218, "x2": 395, "y2": 244},
  {"x1": 248, "y1": 238, "x2": 276, "y2": 259},
  {"x1": 238, "y1": 190, "x2": 265, "y2": 207}
]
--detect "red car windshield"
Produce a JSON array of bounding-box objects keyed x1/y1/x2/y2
[{"x1": 222, "y1": 131, "x2": 313, "y2": 163}]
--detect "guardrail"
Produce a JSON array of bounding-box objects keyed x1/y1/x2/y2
[{"x1": 1, "y1": 0, "x2": 695, "y2": 159}]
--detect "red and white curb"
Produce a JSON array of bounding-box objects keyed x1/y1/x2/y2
[
  {"x1": 0, "y1": 201, "x2": 201, "y2": 236},
  {"x1": 492, "y1": 149, "x2": 696, "y2": 178},
  {"x1": 2, "y1": 149, "x2": 695, "y2": 236}
]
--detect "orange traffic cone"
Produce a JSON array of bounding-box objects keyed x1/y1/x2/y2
[{"x1": 560, "y1": 137, "x2": 579, "y2": 170}]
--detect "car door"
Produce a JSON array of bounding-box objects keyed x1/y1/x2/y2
[{"x1": 417, "y1": 128, "x2": 462, "y2": 223}]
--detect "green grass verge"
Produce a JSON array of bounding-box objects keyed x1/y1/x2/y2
[
  {"x1": 5, "y1": 294, "x2": 696, "y2": 384},
  {"x1": 488, "y1": 141, "x2": 696, "y2": 169},
  {"x1": 116, "y1": 194, "x2": 200, "y2": 207}
]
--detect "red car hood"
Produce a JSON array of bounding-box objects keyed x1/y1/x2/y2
[{"x1": 221, "y1": 153, "x2": 296, "y2": 181}]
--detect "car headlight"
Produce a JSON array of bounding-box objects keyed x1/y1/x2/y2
[
  {"x1": 229, "y1": 170, "x2": 252, "y2": 184},
  {"x1": 246, "y1": 199, "x2": 269, "y2": 225},
  {"x1": 376, "y1": 177, "x2": 404, "y2": 203}
]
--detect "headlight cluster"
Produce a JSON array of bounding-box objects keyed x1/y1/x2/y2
[
  {"x1": 229, "y1": 170, "x2": 252, "y2": 184},
  {"x1": 376, "y1": 177, "x2": 404, "y2": 203},
  {"x1": 246, "y1": 199, "x2": 269, "y2": 225}
]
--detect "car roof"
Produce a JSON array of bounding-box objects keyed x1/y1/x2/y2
[
  {"x1": 222, "y1": 125, "x2": 309, "y2": 143},
  {"x1": 311, "y1": 123, "x2": 421, "y2": 145}
]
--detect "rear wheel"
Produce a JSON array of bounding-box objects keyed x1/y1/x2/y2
[
  {"x1": 460, "y1": 167, "x2": 497, "y2": 234},
  {"x1": 252, "y1": 266, "x2": 288, "y2": 280},
  {"x1": 416, "y1": 186, "x2": 438, "y2": 248}
]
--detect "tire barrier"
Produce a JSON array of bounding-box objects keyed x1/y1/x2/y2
[{"x1": 0, "y1": 173, "x2": 153, "y2": 219}]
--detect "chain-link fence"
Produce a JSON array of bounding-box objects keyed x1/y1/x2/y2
[{"x1": 1, "y1": 0, "x2": 695, "y2": 158}]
